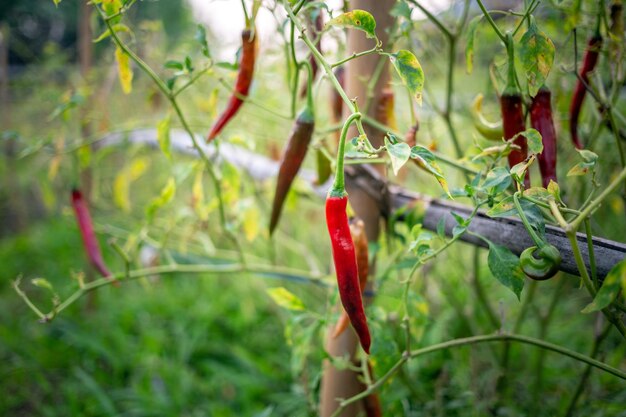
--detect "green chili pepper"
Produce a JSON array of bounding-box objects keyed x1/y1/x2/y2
[{"x1": 520, "y1": 244, "x2": 562, "y2": 280}]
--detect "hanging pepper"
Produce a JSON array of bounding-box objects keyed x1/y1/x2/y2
[
  {"x1": 207, "y1": 28, "x2": 257, "y2": 142},
  {"x1": 520, "y1": 244, "x2": 562, "y2": 280},
  {"x1": 530, "y1": 86, "x2": 558, "y2": 187},
  {"x1": 500, "y1": 34, "x2": 530, "y2": 187},
  {"x1": 269, "y1": 107, "x2": 315, "y2": 235},
  {"x1": 71, "y1": 189, "x2": 118, "y2": 286},
  {"x1": 332, "y1": 218, "x2": 369, "y2": 339},
  {"x1": 569, "y1": 30, "x2": 602, "y2": 149},
  {"x1": 471, "y1": 94, "x2": 503, "y2": 141},
  {"x1": 326, "y1": 112, "x2": 371, "y2": 354}
]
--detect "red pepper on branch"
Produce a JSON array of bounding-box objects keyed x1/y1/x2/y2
[
  {"x1": 269, "y1": 107, "x2": 315, "y2": 235},
  {"x1": 71, "y1": 189, "x2": 118, "y2": 286},
  {"x1": 207, "y1": 28, "x2": 257, "y2": 142},
  {"x1": 326, "y1": 112, "x2": 371, "y2": 354},
  {"x1": 332, "y1": 218, "x2": 369, "y2": 339},
  {"x1": 569, "y1": 32, "x2": 602, "y2": 149},
  {"x1": 530, "y1": 86, "x2": 558, "y2": 187},
  {"x1": 500, "y1": 34, "x2": 530, "y2": 187}
]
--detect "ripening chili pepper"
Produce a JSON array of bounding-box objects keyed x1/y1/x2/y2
[
  {"x1": 332, "y1": 218, "x2": 369, "y2": 339},
  {"x1": 71, "y1": 189, "x2": 119, "y2": 286},
  {"x1": 569, "y1": 32, "x2": 602, "y2": 149},
  {"x1": 207, "y1": 29, "x2": 257, "y2": 142},
  {"x1": 530, "y1": 86, "x2": 558, "y2": 187},
  {"x1": 520, "y1": 244, "x2": 562, "y2": 280},
  {"x1": 269, "y1": 107, "x2": 315, "y2": 235},
  {"x1": 471, "y1": 94, "x2": 503, "y2": 141},
  {"x1": 500, "y1": 34, "x2": 530, "y2": 187}
]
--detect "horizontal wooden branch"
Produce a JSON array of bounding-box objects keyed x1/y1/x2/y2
[{"x1": 100, "y1": 129, "x2": 626, "y2": 279}]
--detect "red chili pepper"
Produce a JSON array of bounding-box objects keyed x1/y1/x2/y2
[
  {"x1": 269, "y1": 108, "x2": 315, "y2": 235},
  {"x1": 71, "y1": 189, "x2": 118, "y2": 286},
  {"x1": 500, "y1": 34, "x2": 529, "y2": 187},
  {"x1": 207, "y1": 29, "x2": 257, "y2": 142},
  {"x1": 530, "y1": 86, "x2": 558, "y2": 187},
  {"x1": 569, "y1": 34, "x2": 602, "y2": 149},
  {"x1": 332, "y1": 218, "x2": 368, "y2": 339},
  {"x1": 326, "y1": 194, "x2": 371, "y2": 354}
]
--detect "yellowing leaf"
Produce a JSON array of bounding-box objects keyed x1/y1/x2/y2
[
  {"x1": 113, "y1": 157, "x2": 150, "y2": 212},
  {"x1": 242, "y1": 204, "x2": 260, "y2": 242},
  {"x1": 115, "y1": 46, "x2": 133, "y2": 94},
  {"x1": 327, "y1": 10, "x2": 377, "y2": 39},
  {"x1": 146, "y1": 177, "x2": 176, "y2": 221},
  {"x1": 266, "y1": 287, "x2": 305, "y2": 311},
  {"x1": 518, "y1": 17, "x2": 555, "y2": 97},
  {"x1": 390, "y1": 50, "x2": 425, "y2": 105}
]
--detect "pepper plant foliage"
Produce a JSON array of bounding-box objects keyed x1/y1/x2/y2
[{"x1": 8, "y1": 0, "x2": 626, "y2": 415}]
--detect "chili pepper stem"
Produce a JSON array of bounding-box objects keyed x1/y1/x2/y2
[
  {"x1": 513, "y1": 192, "x2": 544, "y2": 248},
  {"x1": 330, "y1": 112, "x2": 362, "y2": 197}
]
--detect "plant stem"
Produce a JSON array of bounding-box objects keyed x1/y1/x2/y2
[
  {"x1": 331, "y1": 112, "x2": 361, "y2": 194},
  {"x1": 331, "y1": 332, "x2": 626, "y2": 416},
  {"x1": 472, "y1": 247, "x2": 500, "y2": 329},
  {"x1": 406, "y1": 0, "x2": 451, "y2": 39},
  {"x1": 360, "y1": 114, "x2": 479, "y2": 175},
  {"x1": 562, "y1": 321, "x2": 612, "y2": 417},
  {"x1": 476, "y1": 0, "x2": 506, "y2": 43},
  {"x1": 331, "y1": 43, "x2": 381, "y2": 68},
  {"x1": 513, "y1": 192, "x2": 544, "y2": 247},
  {"x1": 17, "y1": 263, "x2": 329, "y2": 321}
]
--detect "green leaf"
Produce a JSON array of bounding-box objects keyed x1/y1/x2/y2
[
  {"x1": 486, "y1": 195, "x2": 515, "y2": 217},
  {"x1": 483, "y1": 167, "x2": 512, "y2": 192},
  {"x1": 195, "y1": 24, "x2": 211, "y2": 58},
  {"x1": 390, "y1": 50, "x2": 425, "y2": 105},
  {"x1": 164, "y1": 60, "x2": 184, "y2": 70},
  {"x1": 465, "y1": 15, "x2": 483, "y2": 74},
  {"x1": 520, "y1": 128, "x2": 543, "y2": 155},
  {"x1": 385, "y1": 136, "x2": 411, "y2": 176},
  {"x1": 487, "y1": 241, "x2": 525, "y2": 300},
  {"x1": 266, "y1": 287, "x2": 305, "y2": 311},
  {"x1": 581, "y1": 258, "x2": 626, "y2": 313},
  {"x1": 518, "y1": 16, "x2": 555, "y2": 97},
  {"x1": 327, "y1": 10, "x2": 377, "y2": 38},
  {"x1": 157, "y1": 115, "x2": 171, "y2": 160},
  {"x1": 146, "y1": 177, "x2": 176, "y2": 221},
  {"x1": 410, "y1": 145, "x2": 451, "y2": 197}
]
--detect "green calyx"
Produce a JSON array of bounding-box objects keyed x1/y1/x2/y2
[
  {"x1": 298, "y1": 105, "x2": 315, "y2": 124},
  {"x1": 520, "y1": 244, "x2": 562, "y2": 280}
]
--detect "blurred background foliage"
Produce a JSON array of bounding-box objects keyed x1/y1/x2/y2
[{"x1": 1, "y1": 0, "x2": 625, "y2": 416}]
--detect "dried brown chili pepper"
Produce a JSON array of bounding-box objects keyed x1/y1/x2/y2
[
  {"x1": 207, "y1": 28, "x2": 257, "y2": 142},
  {"x1": 569, "y1": 28, "x2": 602, "y2": 149},
  {"x1": 269, "y1": 106, "x2": 315, "y2": 235},
  {"x1": 530, "y1": 86, "x2": 558, "y2": 187}
]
